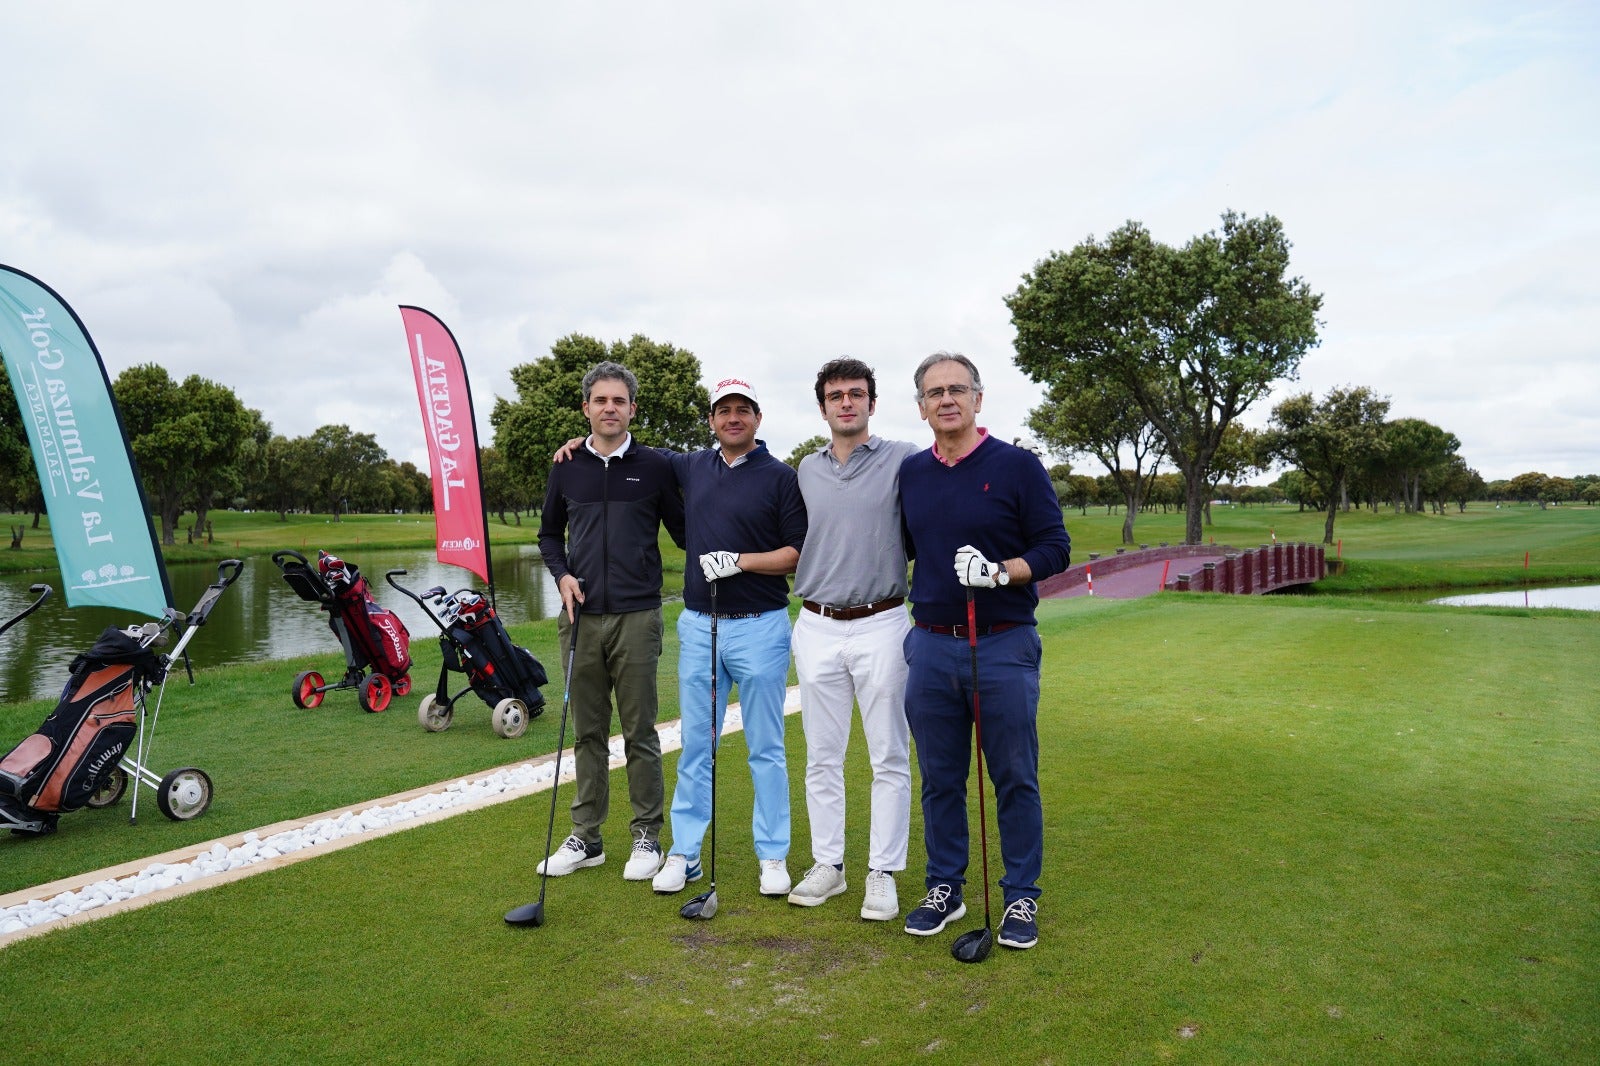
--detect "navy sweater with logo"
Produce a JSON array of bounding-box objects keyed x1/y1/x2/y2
[{"x1": 898, "y1": 435, "x2": 1071, "y2": 629}]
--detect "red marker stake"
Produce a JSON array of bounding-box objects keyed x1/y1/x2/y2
[
  {"x1": 1159, "y1": 560, "x2": 1170, "y2": 593},
  {"x1": 1086, "y1": 565, "x2": 1094, "y2": 597}
]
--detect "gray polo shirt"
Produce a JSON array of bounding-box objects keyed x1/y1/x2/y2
[{"x1": 793, "y1": 435, "x2": 919, "y2": 606}]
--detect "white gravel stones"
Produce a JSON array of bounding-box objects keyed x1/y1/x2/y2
[{"x1": 1, "y1": 691, "x2": 783, "y2": 940}]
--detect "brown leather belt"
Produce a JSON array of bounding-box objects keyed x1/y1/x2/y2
[
  {"x1": 801, "y1": 596, "x2": 905, "y2": 621},
  {"x1": 914, "y1": 621, "x2": 1023, "y2": 638}
]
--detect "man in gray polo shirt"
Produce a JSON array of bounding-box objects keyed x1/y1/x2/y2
[{"x1": 787, "y1": 356, "x2": 918, "y2": 921}]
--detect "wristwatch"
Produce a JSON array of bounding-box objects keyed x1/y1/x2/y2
[{"x1": 995, "y1": 560, "x2": 1011, "y2": 586}]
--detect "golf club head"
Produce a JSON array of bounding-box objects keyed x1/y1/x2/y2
[
  {"x1": 951, "y1": 927, "x2": 993, "y2": 963},
  {"x1": 503, "y1": 901, "x2": 546, "y2": 927},
  {"x1": 679, "y1": 889, "x2": 719, "y2": 920}
]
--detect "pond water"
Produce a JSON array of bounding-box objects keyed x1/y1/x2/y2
[
  {"x1": 0, "y1": 547, "x2": 571, "y2": 704},
  {"x1": 1427, "y1": 585, "x2": 1600, "y2": 611}
]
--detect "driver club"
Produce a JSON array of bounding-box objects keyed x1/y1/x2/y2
[
  {"x1": 680, "y1": 577, "x2": 720, "y2": 920},
  {"x1": 952, "y1": 587, "x2": 995, "y2": 963},
  {"x1": 505, "y1": 579, "x2": 584, "y2": 928}
]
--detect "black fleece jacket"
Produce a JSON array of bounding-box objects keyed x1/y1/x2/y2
[{"x1": 538, "y1": 441, "x2": 687, "y2": 614}]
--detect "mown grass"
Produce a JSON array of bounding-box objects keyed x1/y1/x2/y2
[
  {"x1": 1, "y1": 594, "x2": 1595, "y2": 1062},
  {"x1": 0, "y1": 509, "x2": 545, "y2": 575}
]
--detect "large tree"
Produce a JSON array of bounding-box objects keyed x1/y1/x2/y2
[
  {"x1": 184, "y1": 385, "x2": 260, "y2": 539},
  {"x1": 1202, "y1": 423, "x2": 1265, "y2": 526},
  {"x1": 1027, "y1": 368, "x2": 1162, "y2": 545},
  {"x1": 1379, "y1": 417, "x2": 1459, "y2": 514},
  {"x1": 1260, "y1": 386, "x2": 1391, "y2": 544},
  {"x1": 305, "y1": 424, "x2": 387, "y2": 518},
  {"x1": 254, "y1": 434, "x2": 318, "y2": 520},
  {"x1": 492, "y1": 333, "x2": 710, "y2": 505},
  {"x1": 114, "y1": 364, "x2": 252, "y2": 545},
  {"x1": 785, "y1": 434, "x2": 828, "y2": 468},
  {"x1": 1009, "y1": 211, "x2": 1322, "y2": 544},
  {"x1": 0, "y1": 360, "x2": 43, "y2": 522}
]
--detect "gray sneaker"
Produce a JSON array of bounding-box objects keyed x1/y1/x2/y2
[
  {"x1": 787, "y1": 863, "x2": 846, "y2": 907},
  {"x1": 622, "y1": 831, "x2": 664, "y2": 881},
  {"x1": 860, "y1": 869, "x2": 899, "y2": 921},
  {"x1": 536, "y1": 834, "x2": 604, "y2": 876}
]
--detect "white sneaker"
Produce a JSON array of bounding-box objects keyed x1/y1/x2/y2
[
  {"x1": 652, "y1": 853, "x2": 703, "y2": 894},
  {"x1": 860, "y1": 869, "x2": 899, "y2": 921},
  {"x1": 536, "y1": 834, "x2": 604, "y2": 876},
  {"x1": 787, "y1": 863, "x2": 846, "y2": 907},
  {"x1": 758, "y1": 858, "x2": 791, "y2": 896},
  {"x1": 622, "y1": 832, "x2": 664, "y2": 881}
]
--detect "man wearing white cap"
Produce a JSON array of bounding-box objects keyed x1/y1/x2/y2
[{"x1": 651, "y1": 376, "x2": 808, "y2": 899}]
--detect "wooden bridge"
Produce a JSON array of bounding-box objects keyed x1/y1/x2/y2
[{"x1": 1037, "y1": 542, "x2": 1327, "y2": 601}]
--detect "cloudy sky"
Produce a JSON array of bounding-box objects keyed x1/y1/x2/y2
[{"x1": 4, "y1": 1, "x2": 1596, "y2": 482}]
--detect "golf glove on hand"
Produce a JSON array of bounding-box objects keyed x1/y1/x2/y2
[
  {"x1": 955, "y1": 544, "x2": 1003, "y2": 588},
  {"x1": 700, "y1": 551, "x2": 742, "y2": 582}
]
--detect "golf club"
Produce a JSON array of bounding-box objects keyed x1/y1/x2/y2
[
  {"x1": 505, "y1": 578, "x2": 584, "y2": 928},
  {"x1": 952, "y1": 586, "x2": 995, "y2": 963},
  {"x1": 680, "y1": 577, "x2": 720, "y2": 920}
]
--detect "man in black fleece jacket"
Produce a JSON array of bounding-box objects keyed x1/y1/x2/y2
[{"x1": 536, "y1": 361, "x2": 687, "y2": 882}]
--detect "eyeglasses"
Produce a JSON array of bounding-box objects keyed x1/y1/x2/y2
[
  {"x1": 825, "y1": 388, "x2": 870, "y2": 404},
  {"x1": 919, "y1": 384, "x2": 975, "y2": 401}
]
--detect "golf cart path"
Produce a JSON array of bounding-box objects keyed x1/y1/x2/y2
[{"x1": 0, "y1": 688, "x2": 801, "y2": 949}]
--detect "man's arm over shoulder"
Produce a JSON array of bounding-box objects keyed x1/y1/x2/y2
[{"x1": 654, "y1": 452, "x2": 687, "y2": 549}]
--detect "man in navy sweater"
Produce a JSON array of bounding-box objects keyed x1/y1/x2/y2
[
  {"x1": 537, "y1": 361, "x2": 686, "y2": 882},
  {"x1": 652, "y1": 376, "x2": 808, "y2": 900},
  {"x1": 897, "y1": 352, "x2": 1071, "y2": 951}
]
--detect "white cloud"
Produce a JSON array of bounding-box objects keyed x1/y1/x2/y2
[{"x1": 3, "y1": 0, "x2": 1595, "y2": 483}]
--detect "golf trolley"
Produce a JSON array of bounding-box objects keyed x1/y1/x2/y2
[
  {"x1": 0, "y1": 560, "x2": 243, "y2": 836},
  {"x1": 385, "y1": 572, "x2": 548, "y2": 738},
  {"x1": 273, "y1": 549, "x2": 413, "y2": 713}
]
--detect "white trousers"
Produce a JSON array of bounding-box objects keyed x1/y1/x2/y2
[{"x1": 791, "y1": 605, "x2": 912, "y2": 872}]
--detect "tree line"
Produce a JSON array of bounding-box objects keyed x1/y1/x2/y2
[
  {"x1": 6, "y1": 213, "x2": 1594, "y2": 549},
  {"x1": 1, "y1": 362, "x2": 429, "y2": 545}
]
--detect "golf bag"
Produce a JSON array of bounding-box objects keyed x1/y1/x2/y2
[
  {"x1": 0, "y1": 628, "x2": 162, "y2": 833},
  {"x1": 385, "y1": 573, "x2": 548, "y2": 738},
  {"x1": 274, "y1": 549, "x2": 413, "y2": 713},
  {"x1": 0, "y1": 559, "x2": 243, "y2": 837}
]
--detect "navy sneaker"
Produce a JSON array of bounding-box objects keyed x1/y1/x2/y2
[
  {"x1": 998, "y1": 897, "x2": 1039, "y2": 949},
  {"x1": 904, "y1": 884, "x2": 966, "y2": 936}
]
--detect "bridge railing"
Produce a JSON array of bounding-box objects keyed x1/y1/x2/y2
[{"x1": 1167, "y1": 542, "x2": 1325, "y2": 594}]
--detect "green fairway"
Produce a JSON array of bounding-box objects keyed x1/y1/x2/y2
[
  {"x1": 1, "y1": 594, "x2": 1595, "y2": 1062},
  {"x1": 2, "y1": 503, "x2": 1597, "y2": 1060}
]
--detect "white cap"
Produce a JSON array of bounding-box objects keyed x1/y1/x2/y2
[{"x1": 709, "y1": 376, "x2": 759, "y2": 408}]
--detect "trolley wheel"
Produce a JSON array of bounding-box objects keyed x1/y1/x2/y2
[
  {"x1": 85, "y1": 766, "x2": 128, "y2": 809},
  {"x1": 358, "y1": 673, "x2": 393, "y2": 713},
  {"x1": 394, "y1": 674, "x2": 412, "y2": 697},
  {"x1": 292, "y1": 670, "x2": 325, "y2": 709},
  {"x1": 156, "y1": 767, "x2": 213, "y2": 821},
  {"x1": 418, "y1": 693, "x2": 453, "y2": 732},
  {"x1": 492, "y1": 698, "x2": 530, "y2": 740}
]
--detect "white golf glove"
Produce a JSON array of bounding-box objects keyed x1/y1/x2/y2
[
  {"x1": 955, "y1": 544, "x2": 1004, "y2": 588},
  {"x1": 700, "y1": 550, "x2": 742, "y2": 582}
]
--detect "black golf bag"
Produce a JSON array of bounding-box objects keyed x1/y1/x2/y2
[
  {"x1": 274, "y1": 549, "x2": 413, "y2": 713},
  {"x1": 0, "y1": 559, "x2": 241, "y2": 837},
  {"x1": 385, "y1": 574, "x2": 547, "y2": 738},
  {"x1": 0, "y1": 628, "x2": 162, "y2": 833}
]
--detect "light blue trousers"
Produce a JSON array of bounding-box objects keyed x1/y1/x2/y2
[{"x1": 667, "y1": 607, "x2": 792, "y2": 863}]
